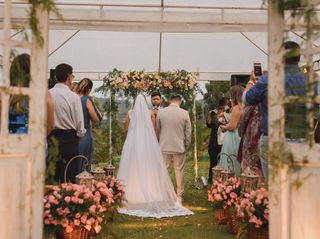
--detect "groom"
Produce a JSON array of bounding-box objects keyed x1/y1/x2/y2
[{"x1": 157, "y1": 94, "x2": 192, "y2": 203}]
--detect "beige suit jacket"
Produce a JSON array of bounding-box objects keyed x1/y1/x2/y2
[{"x1": 157, "y1": 104, "x2": 192, "y2": 153}]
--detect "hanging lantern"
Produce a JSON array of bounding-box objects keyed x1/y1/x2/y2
[
  {"x1": 91, "y1": 167, "x2": 106, "y2": 182},
  {"x1": 220, "y1": 154, "x2": 235, "y2": 181},
  {"x1": 240, "y1": 168, "x2": 259, "y2": 194},
  {"x1": 104, "y1": 164, "x2": 115, "y2": 177},
  {"x1": 221, "y1": 167, "x2": 234, "y2": 182},
  {"x1": 212, "y1": 164, "x2": 224, "y2": 182},
  {"x1": 75, "y1": 170, "x2": 94, "y2": 188}
]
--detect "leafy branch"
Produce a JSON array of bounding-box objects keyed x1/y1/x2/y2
[{"x1": 28, "y1": 0, "x2": 62, "y2": 47}]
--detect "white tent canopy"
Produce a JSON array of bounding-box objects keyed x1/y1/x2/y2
[{"x1": 0, "y1": 0, "x2": 318, "y2": 85}]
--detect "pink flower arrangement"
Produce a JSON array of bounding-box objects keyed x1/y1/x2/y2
[
  {"x1": 208, "y1": 177, "x2": 241, "y2": 209},
  {"x1": 236, "y1": 187, "x2": 269, "y2": 228},
  {"x1": 98, "y1": 69, "x2": 198, "y2": 99},
  {"x1": 44, "y1": 183, "x2": 105, "y2": 235},
  {"x1": 102, "y1": 176, "x2": 125, "y2": 207}
]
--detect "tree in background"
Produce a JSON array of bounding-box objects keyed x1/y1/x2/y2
[{"x1": 203, "y1": 81, "x2": 230, "y2": 112}]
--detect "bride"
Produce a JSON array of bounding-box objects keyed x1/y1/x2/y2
[{"x1": 117, "y1": 94, "x2": 193, "y2": 218}]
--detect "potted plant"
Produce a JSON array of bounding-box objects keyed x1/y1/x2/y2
[
  {"x1": 236, "y1": 187, "x2": 269, "y2": 239},
  {"x1": 208, "y1": 177, "x2": 241, "y2": 227},
  {"x1": 43, "y1": 183, "x2": 106, "y2": 239}
]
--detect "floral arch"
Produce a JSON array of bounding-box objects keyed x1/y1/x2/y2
[{"x1": 97, "y1": 68, "x2": 198, "y2": 103}]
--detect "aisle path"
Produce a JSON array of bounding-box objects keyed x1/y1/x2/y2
[{"x1": 96, "y1": 160, "x2": 235, "y2": 239}]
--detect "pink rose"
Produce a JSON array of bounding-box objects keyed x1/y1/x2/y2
[
  {"x1": 94, "y1": 225, "x2": 102, "y2": 234},
  {"x1": 71, "y1": 197, "x2": 78, "y2": 204},
  {"x1": 81, "y1": 215, "x2": 87, "y2": 224},
  {"x1": 89, "y1": 205, "x2": 97, "y2": 214},
  {"x1": 61, "y1": 218, "x2": 69, "y2": 227},
  {"x1": 64, "y1": 196, "x2": 71, "y2": 203},
  {"x1": 230, "y1": 192, "x2": 237, "y2": 199},
  {"x1": 48, "y1": 195, "x2": 55, "y2": 203},
  {"x1": 65, "y1": 225, "x2": 74, "y2": 233},
  {"x1": 65, "y1": 184, "x2": 73, "y2": 192},
  {"x1": 44, "y1": 210, "x2": 50, "y2": 217},
  {"x1": 74, "y1": 219, "x2": 80, "y2": 226}
]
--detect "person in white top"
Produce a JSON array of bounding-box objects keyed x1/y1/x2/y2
[{"x1": 48, "y1": 63, "x2": 86, "y2": 183}]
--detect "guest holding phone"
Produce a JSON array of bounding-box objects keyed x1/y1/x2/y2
[{"x1": 206, "y1": 97, "x2": 229, "y2": 183}]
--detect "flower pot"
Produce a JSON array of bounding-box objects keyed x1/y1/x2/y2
[
  {"x1": 247, "y1": 225, "x2": 268, "y2": 239},
  {"x1": 214, "y1": 209, "x2": 227, "y2": 225},
  {"x1": 227, "y1": 210, "x2": 239, "y2": 235},
  {"x1": 62, "y1": 227, "x2": 92, "y2": 239}
]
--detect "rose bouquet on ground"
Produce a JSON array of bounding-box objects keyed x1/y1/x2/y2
[
  {"x1": 208, "y1": 177, "x2": 241, "y2": 209},
  {"x1": 94, "y1": 176, "x2": 125, "y2": 220},
  {"x1": 43, "y1": 183, "x2": 105, "y2": 236},
  {"x1": 208, "y1": 177, "x2": 241, "y2": 225},
  {"x1": 103, "y1": 176, "x2": 125, "y2": 206},
  {"x1": 236, "y1": 187, "x2": 269, "y2": 239}
]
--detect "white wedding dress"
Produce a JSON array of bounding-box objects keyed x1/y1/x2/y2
[{"x1": 117, "y1": 94, "x2": 193, "y2": 218}]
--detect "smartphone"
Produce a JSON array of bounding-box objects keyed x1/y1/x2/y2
[{"x1": 254, "y1": 63, "x2": 262, "y2": 76}]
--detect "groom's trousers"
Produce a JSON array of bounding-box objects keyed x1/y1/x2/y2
[{"x1": 162, "y1": 153, "x2": 186, "y2": 199}]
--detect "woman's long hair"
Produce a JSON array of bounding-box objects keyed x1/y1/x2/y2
[
  {"x1": 76, "y1": 78, "x2": 93, "y2": 95},
  {"x1": 10, "y1": 53, "x2": 30, "y2": 87},
  {"x1": 230, "y1": 85, "x2": 244, "y2": 106}
]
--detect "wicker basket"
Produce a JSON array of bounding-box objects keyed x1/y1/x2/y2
[
  {"x1": 214, "y1": 208, "x2": 228, "y2": 225},
  {"x1": 227, "y1": 210, "x2": 239, "y2": 235},
  {"x1": 247, "y1": 225, "x2": 269, "y2": 239},
  {"x1": 62, "y1": 227, "x2": 92, "y2": 239}
]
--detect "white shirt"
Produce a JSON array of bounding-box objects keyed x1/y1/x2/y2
[{"x1": 49, "y1": 83, "x2": 86, "y2": 137}]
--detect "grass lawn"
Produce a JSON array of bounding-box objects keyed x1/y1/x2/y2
[{"x1": 95, "y1": 158, "x2": 235, "y2": 239}]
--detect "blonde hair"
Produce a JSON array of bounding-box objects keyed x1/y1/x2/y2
[{"x1": 76, "y1": 78, "x2": 93, "y2": 95}]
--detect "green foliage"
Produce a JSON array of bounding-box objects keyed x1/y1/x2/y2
[
  {"x1": 45, "y1": 137, "x2": 59, "y2": 184},
  {"x1": 28, "y1": 0, "x2": 62, "y2": 47},
  {"x1": 92, "y1": 97, "x2": 124, "y2": 165},
  {"x1": 203, "y1": 81, "x2": 230, "y2": 111}
]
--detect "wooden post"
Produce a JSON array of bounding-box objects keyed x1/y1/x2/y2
[
  {"x1": 193, "y1": 91, "x2": 198, "y2": 182},
  {"x1": 268, "y1": 1, "x2": 289, "y2": 238},
  {"x1": 109, "y1": 90, "x2": 112, "y2": 165}
]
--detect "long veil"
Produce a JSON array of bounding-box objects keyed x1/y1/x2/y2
[{"x1": 117, "y1": 94, "x2": 193, "y2": 218}]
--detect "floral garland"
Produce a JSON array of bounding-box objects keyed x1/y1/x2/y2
[{"x1": 97, "y1": 69, "x2": 199, "y2": 103}]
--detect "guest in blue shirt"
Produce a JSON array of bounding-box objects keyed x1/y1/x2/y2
[{"x1": 243, "y1": 41, "x2": 307, "y2": 183}]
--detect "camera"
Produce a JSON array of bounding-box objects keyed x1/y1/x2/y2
[
  {"x1": 254, "y1": 62, "x2": 262, "y2": 76},
  {"x1": 210, "y1": 109, "x2": 218, "y2": 114}
]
